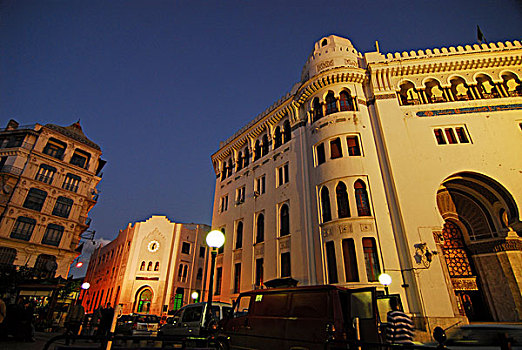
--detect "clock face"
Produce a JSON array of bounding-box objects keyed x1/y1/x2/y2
[{"x1": 148, "y1": 240, "x2": 160, "y2": 253}]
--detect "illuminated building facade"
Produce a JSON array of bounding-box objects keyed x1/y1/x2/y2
[
  {"x1": 82, "y1": 216, "x2": 210, "y2": 316},
  {"x1": 0, "y1": 119, "x2": 104, "y2": 278},
  {"x1": 210, "y1": 35, "x2": 522, "y2": 331}
]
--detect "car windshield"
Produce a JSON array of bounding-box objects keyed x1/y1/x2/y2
[{"x1": 446, "y1": 326, "x2": 522, "y2": 346}]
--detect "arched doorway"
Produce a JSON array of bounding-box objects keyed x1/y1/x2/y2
[
  {"x1": 135, "y1": 288, "x2": 153, "y2": 314},
  {"x1": 436, "y1": 172, "x2": 521, "y2": 321}
]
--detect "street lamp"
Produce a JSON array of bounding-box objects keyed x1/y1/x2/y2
[
  {"x1": 191, "y1": 291, "x2": 199, "y2": 303},
  {"x1": 205, "y1": 230, "x2": 225, "y2": 327},
  {"x1": 378, "y1": 273, "x2": 392, "y2": 295}
]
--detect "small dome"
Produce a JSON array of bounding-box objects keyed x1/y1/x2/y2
[{"x1": 301, "y1": 35, "x2": 360, "y2": 82}]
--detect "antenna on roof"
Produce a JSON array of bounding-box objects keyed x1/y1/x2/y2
[{"x1": 477, "y1": 25, "x2": 488, "y2": 44}]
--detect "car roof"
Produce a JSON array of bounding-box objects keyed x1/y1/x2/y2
[
  {"x1": 182, "y1": 302, "x2": 232, "y2": 308},
  {"x1": 459, "y1": 323, "x2": 522, "y2": 329}
]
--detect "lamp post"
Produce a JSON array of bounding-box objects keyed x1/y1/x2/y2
[
  {"x1": 378, "y1": 273, "x2": 392, "y2": 295},
  {"x1": 191, "y1": 291, "x2": 199, "y2": 303},
  {"x1": 205, "y1": 230, "x2": 225, "y2": 327}
]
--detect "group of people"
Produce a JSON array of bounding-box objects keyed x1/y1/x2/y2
[
  {"x1": 65, "y1": 302, "x2": 115, "y2": 338},
  {"x1": 0, "y1": 297, "x2": 37, "y2": 342}
]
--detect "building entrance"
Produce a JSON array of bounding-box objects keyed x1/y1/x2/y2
[{"x1": 136, "y1": 288, "x2": 152, "y2": 313}]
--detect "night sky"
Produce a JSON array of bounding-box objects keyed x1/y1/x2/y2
[{"x1": 1, "y1": 0, "x2": 521, "y2": 275}]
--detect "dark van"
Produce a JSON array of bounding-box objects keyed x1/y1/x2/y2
[{"x1": 215, "y1": 285, "x2": 380, "y2": 350}]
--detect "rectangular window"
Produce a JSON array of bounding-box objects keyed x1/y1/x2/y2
[
  {"x1": 52, "y1": 196, "x2": 73, "y2": 218},
  {"x1": 23, "y1": 188, "x2": 47, "y2": 211},
  {"x1": 42, "y1": 224, "x2": 64, "y2": 247},
  {"x1": 316, "y1": 143, "x2": 326, "y2": 165},
  {"x1": 233, "y1": 263, "x2": 241, "y2": 294},
  {"x1": 455, "y1": 127, "x2": 470, "y2": 143},
  {"x1": 347, "y1": 136, "x2": 362, "y2": 156},
  {"x1": 215, "y1": 267, "x2": 222, "y2": 295},
  {"x1": 10, "y1": 216, "x2": 36, "y2": 241},
  {"x1": 330, "y1": 138, "x2": 343, "y2": 159},
  {"x1": 218, "y1": 228, "x2": 225, "y2": 254},
  {"x1": 35, "y1": 164, "x2": 57, "y2": 184},
  {"x1": 199, "y1": 246, "x2": 206, "y2": 258},
  {"x1": 255, "y1": 258, "x2": 264, "y2": 288},
  {"x1": 181, "y1": 242, "x2": 191, "y2": 254},
  {"x1": 342, "y1": 239, "x2": 359, "y2": 282},
  {"x1": 70, "y1": 150, "x2": 90, "y2": 169},
  {"x1": 63, "y1": 173, "x2": 81, "y2": 192},
  {"x1": 220, "y1": 195, "x2": 228, "y2": 212},
  {"x1": 281, "y1": 252, "x2": 291, "y2": 278},
  {"x1": 255, "y1": 175, "x2": 265, "y2": 195},
  {"x1": 236, "y1": 186, "x2": 245, "y2": 204},
  {"x1": 277, "y1": 163, "x2": 289, "y2": 187},
  {"x1": 363, "y1": 238, "x2": 381, "y2": 282},
  {"x1": 445, "y1": 128, "x2": 458, "y2": 144},
  {"x1": 42, "y1": 138, "x2": 66, "y2": 159},
  {"x1": 325, "y1": 241, "x2": 339, "y2": 283},
  {"x1": 434, "y1": 129, "x2": 446, "y2": 144}
]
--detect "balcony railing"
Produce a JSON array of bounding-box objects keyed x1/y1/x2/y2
[{"x1": 0, "y1": 164, "x2": 23, "y2": 176}]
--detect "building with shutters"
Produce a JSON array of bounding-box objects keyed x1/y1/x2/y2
[
  {"x1": 81, "y1": 216, "x2": 210, "y2": 316},
  {"x1": 210, "y1": 34, "x2": 522, "y2": 332},
  {"x1": 0, "y1": 119, "x2": 105, "y2": 279}
]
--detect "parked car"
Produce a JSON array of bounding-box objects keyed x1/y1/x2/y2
[
  {"x1": 159, "y1": 302, "x2": 232, "y2": 337},
  {"x1": 428, "y1": 323, "x2": 522, "y2": 349},
  {"x1": 214, "y1": 285, "x2": 381, "y2": 350},
  {"x1": 115, "y1": 314, "x2": 160, "y2": 336}
]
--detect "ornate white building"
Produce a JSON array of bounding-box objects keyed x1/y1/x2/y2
[
  {"x1": 210, "y1": 35, "x2": 522, "y2": 332},
  {"x1": 82, "y1": 216, "x2": 210, "y2": 316}
]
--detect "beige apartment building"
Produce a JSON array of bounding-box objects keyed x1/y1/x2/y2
[
  {"x1": 81, "y1": 216, "x2": 210, "y2": 316},
  {"x1": 0, "y1": 119, "x2": 105, "y2": 278},
  {"x1": 210, "y1": 35, "x2": 522, "y2": 332}
]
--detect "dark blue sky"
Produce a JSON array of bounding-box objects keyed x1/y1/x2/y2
[{"x1": 1, "y1": 0, "x2": 521, "y2": 272}]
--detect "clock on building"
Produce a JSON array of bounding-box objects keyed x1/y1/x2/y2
[{"x1": 147, "y1": 240, "x2": 160, "y2": 253}]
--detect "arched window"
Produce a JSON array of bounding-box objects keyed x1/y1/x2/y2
[
  {"x1": 262, "y1": 134, "x2": 269, "y2": 156},
  {"x1": 256, "y1": 213, "x2": 264, "y2": 243},
  {"x1": 274, "y1": 127, "x2": 282, "y2": 149},
  {"x1": 325, "y1": 92, "x2": 338, "y2": 115},
  {"x1": 398, "y1": 81, "x2": 420, "y2": 105},
  {"x1": 450, "y1": 77, "x2": 472, "y2": 101},
  {"x1": 140, "y1": 261, "x2": 145, "y2": 271},
  {"x1": 221, "y1": 162, "x2": 227, "y2": 181},
  {"x1": 183, "y1": 265, "x2": 188, "y2": 279},
  {"x1": 425, "y1": 79, "x2": 446, "y2": 103},
  {"x1": 243, "y1": 147, "x2": 250, "y2": 167},
  {"x1": 312, "y1": 97, "x2": 323, "y2": 122},
  {"x1": 362, "y1": 238, "x2": 381, "y2": 282},
  {"x1": 355, "y1": 180, "x2": 371, "y2": 216},
  {"x1": 283, "y1": 120, "x2": 291, "y2": 143},
  {"x1": 321, "y1": 186, "x2": 332, "y2": 222},
  {"x1": 501, "y1": 72, "x2": 522, "y2": 97},
  {"x1": 147, "y1": 261, "x2": 153, "y2": 271},
  {"x1": 254, "y1": 140, "x2": 261, "y2": 161},
  {"x1": 280, "y1": 204, "x2": 290, "y2": 236},
  {"x1": 476, "y1": 74, "x2": 500, "y2": 98},
  {"x1": 336, "y1": 182, "x2": 350, "y2": 218},
  {"x1": 154, "y1": 262, "x2": 159, "y2": 271},
  {"x1": 227, "y1": 158, "x2": 233, "y2": 177},
  {"x1": 339, "y1": 91, "x2": 354, "y2": 111},
  {"x1": 235, "y1": 221, "x2": 243, "y2": 249},
  {"x1": 236, "y1": 151, "x2": 243, "y2": 171},
  {"x1": 178, "y1": 264, "x2": 183, "y2": 280}
]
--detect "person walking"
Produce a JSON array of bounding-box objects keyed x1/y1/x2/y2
[
  {"x1": 65, "y1": 301, "x2": 85, "y2": 342},
  {"x1": 385, "y1": 298, "x2": 414, "y2": 344}
]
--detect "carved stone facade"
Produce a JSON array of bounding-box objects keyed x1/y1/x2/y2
[
  {"x1": 81, "y1": 216, "x2": 210, "y2": 316},
  {"x1": 210, "y1": 34, "x2": 522, "y2": 332},
  {"x1": 0, "y1": 119, "x2": 105, "y2": 278}
]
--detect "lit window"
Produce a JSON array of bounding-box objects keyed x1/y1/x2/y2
[
  {"x1": 277, "y1": 163, "x2": 289, "y2": 187},
  {"x1": 42, "y1": 224, "x2": 64, "y2": 247},
  {"x1": 10, "y1": 216, "x2": 36, "y2": 241},
  {"x1": 354, "y1": 180, "x2": 371, "y2": 216},
  {"x1": 316, "y1": 143, "x2": 326, "y2": 165},
  {"x1": 363, "y1": 238, "x2": 381, "y2": 282},
  {"x1": 63, "y1": 173, "x2": 81, "y2": 192},
  {"x1": 330, "y1": 138, "x2": 343, "y2": 159},
  {"x1": 346, "y1": 136, "x2": 361, "y2": 156},
  {"x1": 35, "y1": 164, "x2": 56, "y2": 184},
  {"x1": 23, "y1": 188, "x2": 47, "y2": 212}
]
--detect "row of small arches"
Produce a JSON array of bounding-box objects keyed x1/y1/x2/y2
[
  {"x1": 221, "y1": 120, "x2": 292, "y2": 180},
  {"x1": 139, "y1": 261, "x2": 159, "y2": 271},
  {"x1": 320, "y1": 180, "x2": 371, "y2": 222},
  {"x1": 310, "y1": 89, "x2": 357, "y2": 123},
  {"x1": 399, "y1": 71, "x2": 522, "y2": 106}
]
